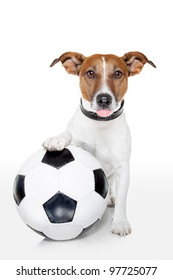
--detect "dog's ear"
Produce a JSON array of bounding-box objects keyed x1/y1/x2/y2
[
  {"x1": 50, "y1": 52, "x2": 86, "y2": 75},
  {"x1": 122, "y1": 52, "x2": 156, "y2": 76}
]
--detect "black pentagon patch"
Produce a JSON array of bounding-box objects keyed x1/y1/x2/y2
[
  {"x1": 93, "y1": 168, "x2": 108, "y2": 199},
  {"x1": 43, "y1": 191, "x2": 77, "y2": 223},
  {"x1": 27, "y1": 225, "x2": 47, "y2": 238},
  {"x1": 42, "y1": 148, "x2": 74, "y2": 169},
  {"x1": 13, "y1": 174, "x2": 25, "y2": 206}
]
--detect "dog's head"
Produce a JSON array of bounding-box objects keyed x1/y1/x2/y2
[{"x1": 50, "y1": 51, "x2": 156, "y2": 117}]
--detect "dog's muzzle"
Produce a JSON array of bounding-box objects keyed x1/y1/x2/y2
[{"x1": 96, "y1": 93, "x2": 113, "y2": 117}]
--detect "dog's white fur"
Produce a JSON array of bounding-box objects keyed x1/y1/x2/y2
[{"x1": 43, "y1": 51, "x2": 155, "y2": 236}]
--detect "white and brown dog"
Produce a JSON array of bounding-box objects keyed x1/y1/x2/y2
[{"x1": 43, "y1": 51, "x2": 156, "y2": 236}]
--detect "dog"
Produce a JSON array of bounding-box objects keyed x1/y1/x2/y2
[{"x1": 43, "y1": 51, "x2": 156, "y2": 236}]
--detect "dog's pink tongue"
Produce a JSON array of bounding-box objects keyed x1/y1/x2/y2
[{"x1": 97, "y1": 110, "x2": 112, "y2": 117}]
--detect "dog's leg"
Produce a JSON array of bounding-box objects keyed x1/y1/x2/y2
[
  {"x1": 107, "y1": 172, "x2": 116, "y2": 208},
  {"x1": 111, "y1": 163, "x2": 132, "y2": 236},
  {"x1": 42, "y1": 130, "x2": 72, "y2": 151}
]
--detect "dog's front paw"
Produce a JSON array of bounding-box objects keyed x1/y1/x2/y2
[
  {"x1": 42, "y1": 131, "x2": 72, "y2": 151},
  {"x1": 43, "y1": 137, "x2": 67, "y2": 151},
  {"x1": 111, "y1": 218, "x2": 132, "y2": 237}
]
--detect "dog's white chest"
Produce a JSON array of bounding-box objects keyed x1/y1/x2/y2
[{"x1": 67, "y1": 107, "x2": 131, "y2": 173}]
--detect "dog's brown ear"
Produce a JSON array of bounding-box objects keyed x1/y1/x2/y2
[
  {"x1": 50, "y1": 52, "x2": 86, "y2": 75},
  {"x1": 122, "y1": 51, "x2": 156, "y2": 76}
]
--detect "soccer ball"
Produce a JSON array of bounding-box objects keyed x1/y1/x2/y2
[{"x1": 13, "y1": 145, "x2": 108, "y2": 240}]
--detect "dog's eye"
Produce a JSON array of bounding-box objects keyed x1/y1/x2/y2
[
  {"x1": 114, "y1": 70, "x2": 122, "y2": 79},
  {"x1": 86, "y1": 70, "x2": 95, "y2": 79}
]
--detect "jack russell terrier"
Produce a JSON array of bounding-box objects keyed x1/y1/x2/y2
[{"x1": 43, "y1": 51, "x2": 156, "y2": 236}]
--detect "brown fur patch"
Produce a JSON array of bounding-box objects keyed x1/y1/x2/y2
[
  {"x1": 79, "y1": 55, "x2": 103, "y2": 101},
  {"x1": 79, "y1": 54, "x2": 129, "y2": 102},
  {"x1": 104, "y1": 55, "x2": 128, "y2": 101}
]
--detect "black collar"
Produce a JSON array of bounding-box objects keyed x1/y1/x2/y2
[{"x1": 80, "y1": 99, "x2": 124, "y2": 121}]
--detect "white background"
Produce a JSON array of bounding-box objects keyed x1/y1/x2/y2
[{"x1": 0, "y1": 0, "x2": 173, "y2": 263}]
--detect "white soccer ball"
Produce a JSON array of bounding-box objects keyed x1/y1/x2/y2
[{"x1": 13, "y1": 146, "x2": 108, "y2": 240}]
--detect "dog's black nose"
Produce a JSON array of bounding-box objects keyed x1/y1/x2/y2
[{"x1": 96, "y1": 94, "x2": 112, "y2": 108}]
